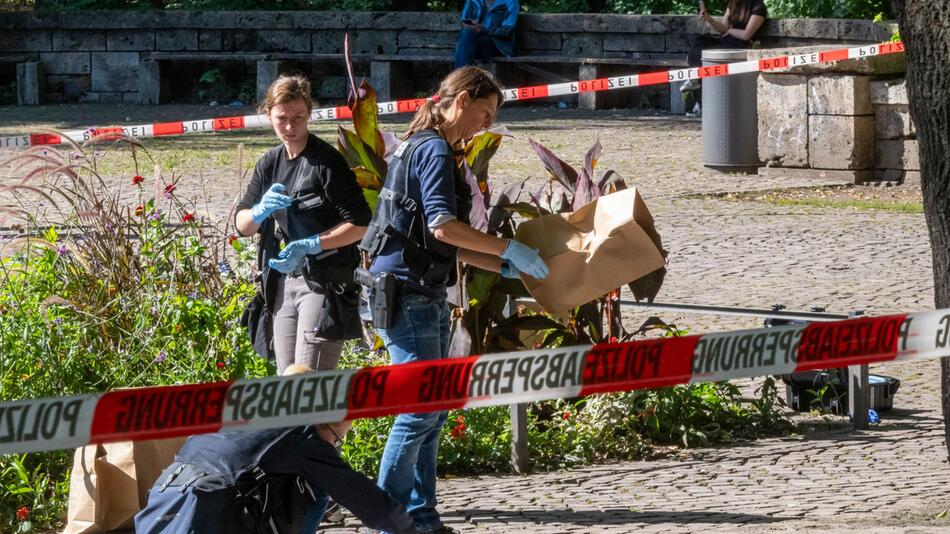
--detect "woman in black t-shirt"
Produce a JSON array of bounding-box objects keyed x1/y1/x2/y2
[
  {"x1": 235, "y1": 75, "x2": 371, "y2": 373},
  {"x1": 682, "y1": 0, "x2": 768, "y2": 109}
]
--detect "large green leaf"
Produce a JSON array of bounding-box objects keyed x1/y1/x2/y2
[
  {"x1": 351, "y1": 79, "x2": 385, "y2": 157},
  {"x1": 467, "y1": 269, "x2": 500, "y2": 308},
  {"x1": 339, "y1": 127, "x2": 387, "y2": 183}
]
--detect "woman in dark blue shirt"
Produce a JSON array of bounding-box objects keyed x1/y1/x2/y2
[{"x1": 362, "y1": 66, "x2": 547, "y2": 534}]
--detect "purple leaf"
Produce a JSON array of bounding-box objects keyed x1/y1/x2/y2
[
  {"x1": 528, "y1": 138, "x2": 578, "y2": 193},
  {"x1": 463, "y1": 162, "x2": 489, "y2": 232}
]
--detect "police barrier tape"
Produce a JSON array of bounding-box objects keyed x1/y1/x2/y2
[
  {"x1": 0, "y1": 41, "x2": 905, "y2": 150},
  {"x1": 1, "y1": 307, "x2": 948, "y2": 455}
]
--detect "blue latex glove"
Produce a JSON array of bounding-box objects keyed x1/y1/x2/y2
[
  {"x1": 267, "y1": 235, "x2": 322, "y2": 274},
  {"x1": 250, "y1": 183, "x2": 292, "y2": 224},
  {"x1": 500, "y1": 240, "x2": 549, "y2": 280},
  {"x1": 500, "y1": 260, "x2": 520, "y2": 279}
]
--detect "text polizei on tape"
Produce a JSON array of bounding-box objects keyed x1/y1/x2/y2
[
  {"x1": 1, "y1": 307, "x2": 949, "y2": 456},
  {"x1": 0, "y1": 41, "x2": 905, "y2": 149}
]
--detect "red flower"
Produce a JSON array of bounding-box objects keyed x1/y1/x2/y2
[
  {"x1": 16, "y1": 506, "x2": 29, "y2": 521},
  {"x1": 562, "y1": 412, "x2": 571, "y2": 420},
  {"x1": 164, "y1": 183, "x2": 176, "y2": 194},
  {"x1": 216, "y1": 361, "x2": 225, "y2": 369},
  {"x1": 228, "y1": 234, "x2": 238, "y2": 246},
  {"x1": 455, "y1": 415, "x2": 465, "y2": 424},
  {"x1": 450, "y1": 423, "x2": 467, "y2": 440},
  {"x1": 609, "y1": 336, "x2": 619, "y2": 344},
  {"x1": 182, "y1": 213, "x2": 195, "y2": 223},
  {"x1": 132, "y1": 175, "x2": 144, "y2": 186},
  {"x1": 134, "y1": 205, "x2": 145, "y2": 217}
]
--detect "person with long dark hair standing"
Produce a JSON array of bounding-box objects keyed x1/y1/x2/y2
[
  {"x1": 359, "y1": 66, "x2": 548, "y2": 534},
  {"x1": 682, "y1": 0, "x2": 768, "y2": 112},
  {"x1": 235, "y1": 75, "x2": 370, "y2": 374}
]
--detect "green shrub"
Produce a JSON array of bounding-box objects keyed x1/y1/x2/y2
[{"x1": 0, "y1": 138, "x2": 267, "y2": 531}]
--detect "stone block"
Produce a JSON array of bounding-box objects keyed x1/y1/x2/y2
[
  {"x1": 808, "y1": 75, "x2": 871, "y2": 115},
  {"x1": 808, "y1": 114, "x2": 875, "y2": 170},
  {"x1": 758, "y1": 166, "x2": 872, "y2": 184},
  {"x1": 373, "y1": 12, "x2": 457, "y2": 31},
  {"x1": 223, "y1": 32, "x2": 256, "y2": 52},
  {"x1": 603, "y1": 34, "x2": 665, "y2": 53},
  {"x1": 256, "y1": 60, "x2": 278, "y2": 103},
  {"x1": 515, "y1": 31, "x2": 561, "y2": 51},
  {"x1": 562, "y1": 34, "x2": 602, "y2": 56},
  {"x1": 96, "y1": 91, "x2": 124, "y2": 103},
  {"x1": 347, "y1": 31, "x2": 398, "y2": 56},
  {"x1": 156, "y1": 30, "x2": 198, "y2": 51},
  {"x1": 760, "y1": 18, "x2": 839, "y2": 40},
  {"x1": 53, "y1": 30, "x2": 105, "y2": 51},
  {"x1": 397, "y1": 31, "x2": 457, "y2": 49},
  {"x1": 91, "y1": 52, "x2": 140, "y2": 92},
  {"x1": 870, "y1": 78, "x2": 907, "y2": 105},
  {"x1": 63, "y1": 74, "x2": 90, "y2": 101},
  {"x1": 256, "y1": 31, "x2": 311, "y2": 53},
  {"x1": 107, "y1": 31, "x2": 154, "y2": 51},
  {"x1": 665, "y1": 34, "x2": 691, "y2": 54},
  {"x1": 40, "y1": 52, "x2": 91, "y2": 75},
  {"x1": 757, "y1": 74, "x2": 809, "y2": 167},
  {"x1": 16, "y1": 62, "x2": 42, "y2": 105},
  {"x1": 747, "y1": 45, "x2": 905, "y2": 75},
  {"x1": 875, "y1": 105, "x2": 914, "y2": 139},
  {"x1": 876, "y1": 139, "x2": 920, "y2": 170},
  {"x1": 139, "y1": 59, "x2": 160, "y2": 105},
  {"x1": 198, "y1": 30, "x2": 222, "y2": 51},
  {"x1": 312, "y1": 31, "x2": 346, "y2": 54},
  {"x1": 371, "y1": 60, "x2": 412, "y2": 103},
  {"x1": 839, "y1": 19, "x2": 891, "y2": 42},
  {"x1": 0, "y1": 30, "x2": 52, "y2": 52}
]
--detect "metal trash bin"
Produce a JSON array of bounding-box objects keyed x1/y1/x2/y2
[{"x1": 701, "y1": 49, "x2": 760, "y2": 173}]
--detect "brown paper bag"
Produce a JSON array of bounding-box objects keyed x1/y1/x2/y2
[
  {"x1": 64, "y1": 437, "x2": 188, "y2": 533},
  {"x1": 514, "y1": 187, "x2": 665, "y2": 313}
]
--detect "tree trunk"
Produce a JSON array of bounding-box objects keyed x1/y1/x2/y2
[{"x1": 891, "y1": 0, "x2": 950, "y2": 459}]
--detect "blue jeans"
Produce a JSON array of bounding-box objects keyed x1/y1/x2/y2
[
  {"x1": 454, "y1": 27, "x2": 502, "y2": 68},
  {"x1": 377, "y1": 293, "x2": 451, "y2": 533},
  {"x1": 299, "y1": 495, "x2": 328, "y2": 534}
]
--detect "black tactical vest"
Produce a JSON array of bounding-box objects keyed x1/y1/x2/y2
[{"x1": 359, "y1": 129, "x2": 471, "y2": 289}]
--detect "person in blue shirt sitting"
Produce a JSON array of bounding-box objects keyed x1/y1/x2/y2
[{"x1": 454, "y1": 0, "x2": 520, "y2": 68}]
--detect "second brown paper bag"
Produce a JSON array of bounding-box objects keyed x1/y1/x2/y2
[{"x1": 514, "y1": 187, "x2": 665, "y2": 313}]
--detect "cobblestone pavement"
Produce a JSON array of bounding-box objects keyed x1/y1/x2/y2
[{"x1": 2, "y1": 106, "x2": 946, "y2": 532}]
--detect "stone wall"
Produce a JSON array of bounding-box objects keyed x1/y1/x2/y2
[
  {"x1": 1, "y1": 11, "x2": 895, "y2": 105},
  {"x1": 750, "y1": 45, "x2": 913, "y2": 184}
]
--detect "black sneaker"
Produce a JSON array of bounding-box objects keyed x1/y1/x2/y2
[{"x1": 425, "y1": 526, "x2": 460, "y2": 534}]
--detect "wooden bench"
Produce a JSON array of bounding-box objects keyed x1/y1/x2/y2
[
  {"x1": 140, "y1": 51, "x2": 689, "y2": 112},
  {"x1": 0, "y1": 53, "x2": 41, "y2": 106}
]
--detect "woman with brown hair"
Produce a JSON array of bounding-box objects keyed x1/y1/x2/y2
[
  {"x1": 682, "y1": 0, "x2": 768, "y2": 111},
  {"x1": 235, "y1": 74, "x2": 371, "y2": 374},
  {"x1": 359, "y1": 66, "x2": 548, "y2": 534}
]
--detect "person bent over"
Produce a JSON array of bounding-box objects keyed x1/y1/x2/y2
[{"x1": 134, "y1": 369, "x2": 416, "y2": 533}]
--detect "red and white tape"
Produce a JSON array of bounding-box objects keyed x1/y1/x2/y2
[
  {"x1": 0, "y1": 41, "x2": 904, "y2": 150},
  {"x1": 0, "y1": 307, "x2": 945, "y2": 455}
]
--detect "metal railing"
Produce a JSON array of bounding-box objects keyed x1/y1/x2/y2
[{"x1": 503, "y1": 298, "x2": 868, "y2": 474}]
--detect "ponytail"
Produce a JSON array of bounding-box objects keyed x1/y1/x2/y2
[{"x1": 405, "y1": 66, "x2": 503, "y2": 139}]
